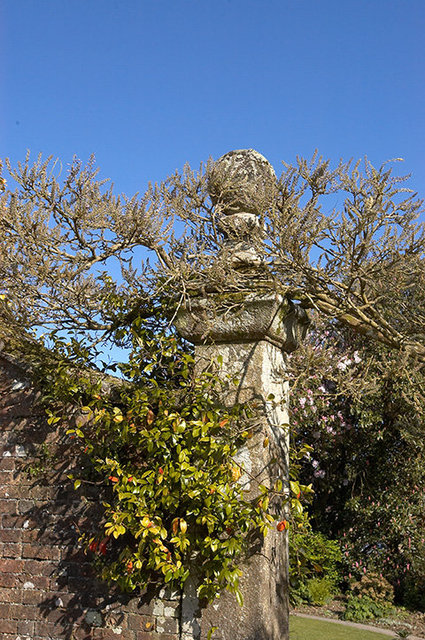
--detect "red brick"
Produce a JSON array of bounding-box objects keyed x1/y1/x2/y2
[
  {"x1": 0, "y1": 574, "x2": 15, "y2": 588},
  {"x1": 7, "y1": 602, "x2": 38, "y2": 620},
  {"x1": 0, "y1": 485, "x2": 17, "y2": 498},
  {"x1": 126, "y1": 599, "x2": 154, "y2": 615},
  {"x1": 2, "y1": 514, "x2": 26, "y2": 528},
  {"x1": 17, "y1": 619, "x2": 35, "y2": 635},
  {"x1": 0, "y1": 603, "x2": 12, "y2": 619},
  {"x1": 44, "y1": 605, "x2": 70, "y2": 623},
  {"x1": 1, "y1": 542, "x2": 22, "y2": 557},
  {"x1": 23, "y1": 574, "x2": 51, "y2": 589},
  {"x1": 0, "y1": 529, "x2": 21, "y2": 542},
  {"x1": 0, "y1": 471, "x2": 13, "y2": 484},
  {"x1": 93, "y1": 629, "x2": 131, "y2": 640},
  {"x1": 18, "y1": 498, "x2": 37, "y2": 514},
  {"x1": 0, "y1": 618, "x2": 17, "y2": 633},
  {"x1": 0, "y1": 457, "x2": 15, "y2": 470},
  {"x1": 22, "y1": 589, "x2": 44, "y2": 605},
  {"x1": 0, "y1": 558, "x2": 24, "y2": 573},
  {"x1": 27, "y1": 485, "x2": 57, "y2": 499},
  {"x1": 134, "y1": 634, "x2": 177, "y2": 640},
  {"x1": 35, "y1": 619, "x2": 63, "y2": 636},
  {"x1": 22, "y1": 543, "x2": 61, "y2": 560},
  {"x1": 0, "y1": 498, "x2": 18, "y2": 514},
  {"x1": 22, "y1": 558, "x2": 57, "y2": 575},
  {"x1": 0, "y1": 587, "x2": 21, "y2": 603},
  {"x1": 127, "y1": 615, "x2": 156, "y2": 632},
  {"x1": 67, "y1": 627, "x2": 95, "y2": 640}
]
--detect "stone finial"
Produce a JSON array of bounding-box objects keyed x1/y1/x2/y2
[
  {"x1": 207, "y1": 149, "x2": 276, "y2": 216},
  {"x1": 207, "y1": 149, "x2": 276, "y2": 265}
]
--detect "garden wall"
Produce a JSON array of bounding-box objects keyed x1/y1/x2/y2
[{"x1": 0, "y1": 352, "x2": 181, "y2": 640}]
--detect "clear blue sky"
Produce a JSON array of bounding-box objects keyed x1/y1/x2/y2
[{"x1": 2, "y1": 0, "x2": 425, "y2": 198}]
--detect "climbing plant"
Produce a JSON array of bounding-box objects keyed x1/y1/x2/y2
[{"x1": 29, "y1": 318, "x2": 308, "y2": 605}]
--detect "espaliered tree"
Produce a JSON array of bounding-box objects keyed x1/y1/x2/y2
[{"x1": 0, "y1": 151, "x2": 424, "y2": 604}]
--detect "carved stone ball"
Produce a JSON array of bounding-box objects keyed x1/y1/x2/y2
[{"x1": 208, "y1": 149, "x2": 276, "y2": 216}]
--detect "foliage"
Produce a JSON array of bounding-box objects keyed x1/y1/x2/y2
[
  {"x1": 289, "y1": 520, "x2": 342, "y2": 604},
  {"x1": 304, "y1": 577, "x2": 335, "y2": 606},
  {"x1": 289, "y1": 313, "x2": 425, "y2": 608},
  {"x1": 350, "y1": 572, "x2": 394, "y2": 604},
  {"x1": 30, "y1": 323, "x2": 302, "y2": 605},
  {"x1": 343, "y1": 595, "x2": 392, "y2": 622},
  {"x1": 1, "y1": 152, "x2": 424, "y2": 363},
  {"x1": 1, "y1": 151, "x2": 425, "y2": 606},
  {"x1": 402, "y1": 576, "x2": 425, "y2": 612}
]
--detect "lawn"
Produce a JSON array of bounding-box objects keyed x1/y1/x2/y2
[{"x1": 290, "y1": 615, "x2": 393, "y2": 640}]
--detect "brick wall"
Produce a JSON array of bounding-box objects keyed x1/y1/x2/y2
[{"x1": 0, "y1": 354, "x2": 181, "y2": 640}]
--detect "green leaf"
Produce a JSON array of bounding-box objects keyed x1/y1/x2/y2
[
  {"x1": 207, "y1": 626, "x2": 218, "y2": 640},
  {"x1": 235, "y1": 589, "x2": 244, "y2": 607}
]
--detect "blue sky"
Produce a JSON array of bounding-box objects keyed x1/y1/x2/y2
[{"x1": 2, "y1": 0, "x2": 424, "y2": 198}]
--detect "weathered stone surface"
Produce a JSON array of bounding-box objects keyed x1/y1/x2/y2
[
  {"x1": 174, "y1": 149, "x2": 308, "y2": 640},
  {"x1": 178, "y1": 338, "x2": 291, "y2": 640},
  {"x1": 208, "y1": 149, "x2": 276, "y2": 216},
  {"x1": 175, "y1": 293, "x2": 309, "y2": 352}
]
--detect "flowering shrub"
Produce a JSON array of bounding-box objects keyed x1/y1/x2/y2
[
  {"x1": 33, "y1": 321, "x2": 309, "y2": 605},
  {"x1": 289, "y1": 314, "x2": 425, "y2": 608}
]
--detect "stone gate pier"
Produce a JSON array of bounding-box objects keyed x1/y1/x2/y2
[
  {"x1": 0, "y1": 148, "x2": 308, "y2": 640},
  {"x1": 174, "y1": 149, "x2": 308, "y2": 640}
]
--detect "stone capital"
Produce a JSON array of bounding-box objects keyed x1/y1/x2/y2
[{"x1": 174, "y1": 292, "x2": 309, "y2": 353}]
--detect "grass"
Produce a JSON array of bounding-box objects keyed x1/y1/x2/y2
[{"x1": 290, "y1": 615, "x2": 393, "y2": 640}]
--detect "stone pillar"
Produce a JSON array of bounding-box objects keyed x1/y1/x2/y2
[{"x1": 174, "y1": 150, "x2": 308, "y2": 640}]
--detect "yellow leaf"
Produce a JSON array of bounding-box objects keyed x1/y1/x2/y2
[{"x1": 231, "y1": 466, "x2": 241, "y2": 482}]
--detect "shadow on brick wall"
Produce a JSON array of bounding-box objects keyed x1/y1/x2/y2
[{"x1": 0, "y1": 356, "x2": 180, "y2": 640}]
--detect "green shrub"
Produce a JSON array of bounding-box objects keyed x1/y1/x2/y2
[
  {"x1": 402, "y1": 575, "x2": 425, "y2": 611},
  {"x1": 306, "y1": 577, "x2": 334, "y2": 605},
  {"x1": 289, "y1": 523, "x2": 343, "y2": 604},
  {"x1": 343, "y1": 595, "x2": 390, "y2": 622}
]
